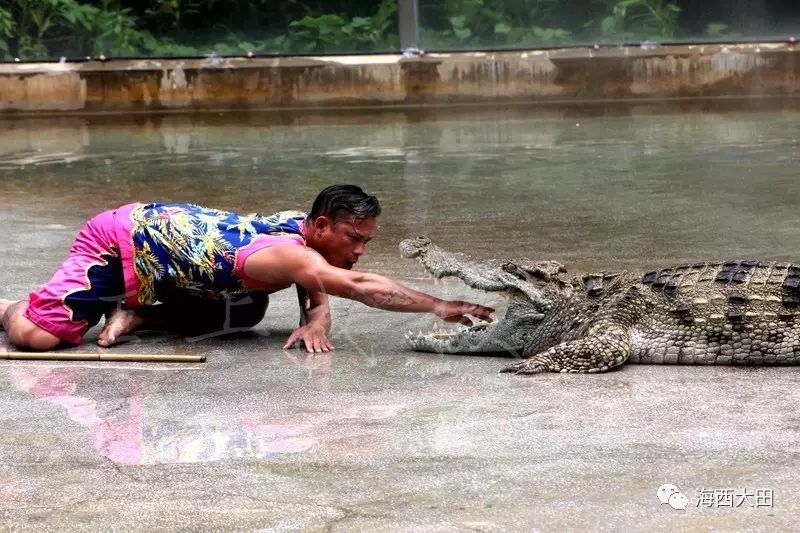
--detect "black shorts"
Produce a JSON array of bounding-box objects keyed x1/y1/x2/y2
[{"x1": 155, "y1": 284, "x2": 270, "y2": 337}]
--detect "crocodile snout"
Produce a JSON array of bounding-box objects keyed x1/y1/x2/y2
[{"x1": 399, "y1": 236, "x2": 432, "y2": 258}]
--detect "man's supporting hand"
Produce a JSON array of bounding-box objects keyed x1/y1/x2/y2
[
  {"x1": 283, "y1": 302, "x2": 334, "y2": 353},
  {"x1": 283, "y1": 322, "x2": 334, "y2": 353}
]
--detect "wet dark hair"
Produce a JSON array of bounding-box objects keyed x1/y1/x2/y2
[{"x1": 308, "y1": 184, "x2": 381, "y2": 223}]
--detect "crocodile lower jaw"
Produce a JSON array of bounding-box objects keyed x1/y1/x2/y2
[{"x1": 405, "y1": 322, "x2": 493, "y2": 342}]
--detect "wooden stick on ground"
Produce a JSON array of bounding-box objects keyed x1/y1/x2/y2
[{"x1": 0, "y1": 352, "x2": 205, "y2": 363}]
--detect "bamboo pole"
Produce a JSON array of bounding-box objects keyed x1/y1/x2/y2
[{"x1": 0, "y1": 352, "x2": 205, "y2": 363}]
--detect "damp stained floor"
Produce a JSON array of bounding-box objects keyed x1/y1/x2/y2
[{"x1": 1, "y1": 103, "x2": 799, "y2": 531}]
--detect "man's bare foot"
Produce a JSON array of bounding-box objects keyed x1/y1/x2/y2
[{"x1": 97, "y1": 308, "x2": 144, "y2": 347}]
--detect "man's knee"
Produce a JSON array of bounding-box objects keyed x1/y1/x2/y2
[
  {"x1": 164, "y1": 292, "x2": 269, "y2": 335},
  {"x1": 6, "y1": 311, "x2": 61, "y2": 351}
]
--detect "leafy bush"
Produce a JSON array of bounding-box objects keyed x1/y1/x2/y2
[
  {"x1": 0, "y1": 0, "x2": 399, "y2": 59},
  {"x1": 421, "y1": 0, "x2": 570, "y2": 48},
  {"x1": 279, "y1": 0, "x2": 398, "y2": 53},
  {"x1": 0, "y1": 0, "x2": 790, "y2": 61},
  {"x1": 599, "y1": 0, "x2": 681, "y2": 41},
  {"x1": 0, "y1": 5, "x2": 13, "y2": 58}
]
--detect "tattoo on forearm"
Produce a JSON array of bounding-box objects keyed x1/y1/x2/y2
[{"x1": 372, "y1": 287, "x2": 415, "y2": 308}]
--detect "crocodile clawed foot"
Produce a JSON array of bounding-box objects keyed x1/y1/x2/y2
[{"x1": 499, "y1": 359, "x2": 550, "y2": 375}]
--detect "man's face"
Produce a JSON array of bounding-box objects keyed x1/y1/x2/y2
[{"x1": 313, "y1": 215, "x2": 377, "y2": 269}]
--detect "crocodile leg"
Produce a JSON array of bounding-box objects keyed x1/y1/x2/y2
[
  {"x1": 499, "y1": 326, "x2": 631, "y2": 374},
  {"x1": 500, "y1": 286, "x2": 645, "y2": 374}
]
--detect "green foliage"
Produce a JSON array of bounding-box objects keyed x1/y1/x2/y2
[
  {"x1": 1, "y1": 0, "x2": 144, "y2": 58},
  {"x1": 528, "y1": 26, "x2": 571, "y2": 43},
  {"x1": 0, "y1": 0, "x2": 781, "y2": 60},
  {"x1": 281, "y1": 0, "x2": 398, "y2": 52},
  {"x1": 705, "y1": 22, "x2": 742, "y2": 39},
  {"x1": 7, "y1": 0, "x2": 70, "y2": 58},
  {"x1": 421, "y1": 0, "x2": 570, "y2": 48},
  {"x1": 139, "y1": 31, "x2": 198, "y2": 56},
  {"x1": 0, "y1": 6, "x2": 13, "y2": 58},
  {"x1": 706, "y1": 22, "x2": 728, "y2": 37},
  {"x1": 89, "y1": 4, "x2": 143, "y2": 55},
  {"x1": 1, "y1": 0, "x2": 399, "y2": 59},
  {"x1": 599, "y1": 0, "x2": 681, "y2": 40}
]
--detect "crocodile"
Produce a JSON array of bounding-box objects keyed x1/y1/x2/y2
[{"x1": 399, "y1": 236, "x2": 800, "y2": 374}]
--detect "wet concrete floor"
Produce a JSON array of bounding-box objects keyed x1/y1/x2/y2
[{"x1": 1, "y1": 103, "x2": 799, "y2": 530}]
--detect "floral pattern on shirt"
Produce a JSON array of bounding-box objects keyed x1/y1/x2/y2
[{"x1": 130, "y1": 202, "x2": 305, "y2": 305}]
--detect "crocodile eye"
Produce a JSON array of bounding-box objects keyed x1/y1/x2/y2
[{"x1": 503, "y1": 262, "x2": 527, "y2": 279}]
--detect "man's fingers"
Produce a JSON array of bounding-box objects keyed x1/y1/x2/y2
[
  {"x1": 317, "y1": 337, "x2": 328, "y2": 352},
  {"x1": 476, "y1": 304, "x2": 495, "y2": 314},
  {"x1": 305, "y1": 335, "x2": 326, "y2": 353},
  {"x1": 471, "y1": 304, "x2": 495, "y2": 320},
  {"x1": 283, "y1": 332, "x2": 300, "y2": 349},
  {"x1": 304, "y1": 335, "x2": 330, "y2": 353}
]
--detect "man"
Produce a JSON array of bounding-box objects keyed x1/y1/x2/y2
[{"x1": 1, "y1": 184, "x2": 494, "y2": 353}]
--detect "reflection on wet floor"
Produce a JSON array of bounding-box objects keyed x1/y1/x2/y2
[
  {"x1": 6, "y1": 349, "x2": 416, "y2": 466},
  {"x1": 10, "y1": 364, "x2": 309, "y2": 465},
  {"x1": 10, "y1": 366, "x2": 144, "y2": 465}
]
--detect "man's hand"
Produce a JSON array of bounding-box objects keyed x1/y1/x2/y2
[
  {"x1": 434, "y1": 300, "x2": 495, "y2": 326},
  {"x1": 284, "y1": 288, "x2": 333, "y2": 353},
  {"x1": 283, "y1": 321, "x2": 335, "y2": 353}
]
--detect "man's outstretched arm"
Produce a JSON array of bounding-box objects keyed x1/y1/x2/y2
[{"x1": 245, "y1": 244, "x2": 495, "y2": 325}]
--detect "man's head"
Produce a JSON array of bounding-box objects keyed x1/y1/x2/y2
[{"x1": 305, "y1": 184, "x2": 381, "y2": 269}]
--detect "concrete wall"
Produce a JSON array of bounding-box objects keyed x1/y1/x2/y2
[{"x1": 1, "y1": 43, "x2": 798, "y2": 113}]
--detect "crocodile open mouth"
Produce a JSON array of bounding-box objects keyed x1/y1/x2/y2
[
  {"x1": 399, "y1": 236, "x2": 551, "y2": 355},
  {"x1": 404, "y1": 320, "x2": 511, "y2": 354}
]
